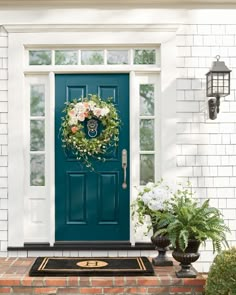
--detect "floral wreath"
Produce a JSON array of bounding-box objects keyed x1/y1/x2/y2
[{"x1": 61, "y1": 94, "x2": 120, "y2": 169}]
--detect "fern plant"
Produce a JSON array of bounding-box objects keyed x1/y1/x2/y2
[{"x1": 155, "y1": 185, "x2": 230, "y2": 253}]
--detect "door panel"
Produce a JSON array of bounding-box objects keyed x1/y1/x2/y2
[{"x1": 55, "y1": 74, "x2": 130, "y2": 241}]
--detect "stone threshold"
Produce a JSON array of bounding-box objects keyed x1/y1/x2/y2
[{"x1": 0, "y1": 257, "x2": 205, "y2": 294}]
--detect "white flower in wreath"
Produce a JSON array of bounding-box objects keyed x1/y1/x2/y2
[
  {"x1": 75, "y1": 102, "x2": 86, "y2": 114},
  {"x1": 77, "y1": 113, "x2": 86, "y2": 122},
  {"x1": 101, "y1": 107, "x2": 110, "y2": 117},
  {"x1": 69, "y1": 116, "x2": 78, "y2": 126},
  {"x1": 93, "y1": 107, "x2": 102, "y2": 117},
  {"x1": 88, "y1": 101, "x2": 96, "y2": 111}
]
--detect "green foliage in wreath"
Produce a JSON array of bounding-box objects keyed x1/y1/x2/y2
[{"x1": 61, "y1": 94, "x2": 120, "y2": 169}]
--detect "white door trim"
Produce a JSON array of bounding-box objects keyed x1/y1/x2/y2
[{"x1": 8, "y1": 27, "x2": 177, "y2": 246}]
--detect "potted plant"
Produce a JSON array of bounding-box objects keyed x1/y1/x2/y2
[
  {"x1": 155, "y1": 184, "x2": 230, "y2": 278},
  {"x1": 131, "y1": 180, "x2": 173, "y2": 266}
]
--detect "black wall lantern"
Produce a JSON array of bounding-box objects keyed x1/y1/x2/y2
[{"x1": 206, "y1": 55, "x2": 231, "y2": 120}]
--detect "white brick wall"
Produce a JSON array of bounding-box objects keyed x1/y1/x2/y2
[
  {"x1": 177, "y1": 24, "x2": 236, "y2": 272},
  {"x1": 0, "y1": 26, "x2": 7, "y2": 257}
]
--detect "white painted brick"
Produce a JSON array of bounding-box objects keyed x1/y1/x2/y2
[
  {"x1": 1, "y1": 146, "x2": 7, "y2": 156},
  {"x1": 221, "y1": 155, "x2": 230, "y2": 165},
  {"x1": 227, "y1": 199, "x2": 236, "y2": 209},
  {"x1": 211, "y1": 46, "x2": 228, "y2": 58},
  {"x1": 178, "y1": 68, "x2": 188, "y2": 78},
  {"x1": 214, "y1": 178, "x2": 230, "y2": 188},
  {"x1": 229, "y1": 102, "x2": 236, "y2": 111},
  {"x1": 185, "y1": 36, "x2": 194, "y2": 46},
  {"x1": 187, "y1": 68, "x2": 195, "y2": 78},
  {"x1": 219, "y1": 199, "x2": 227, "y2": 209},
  {"x1": 0, "y1": 167, "x2": 7, "y2": 177},
  {"x1": 177, "y1": 79, "x2": 191, "y2": 90},
  {"x1": 223, "y1": 209, "x2": 236, "y2": 220},
  {"x1": 177, "y1": 134, "x2": 209, "y2": 145},
  {"x1": 208, "y1": 155, "x2": 221, "y2": 166},
  {"x1": 203, "y1": 35, "x2": 216, "y2": 46},
  {"x1": 233, "y1": 166, "x2": 236, "y2": 176},
  {"x1": 194, "y1": 36, "x2": 203, "y2": 46},
  {"x1": 228, "y1": 47, "x2": 236, "y2": 57},
  {"x1": 0, "y1": 48, "x2": 7, "y2": 58},
  {"x1": 211, "y1": 25, "x2": 225, "y2": 35},
  {"x1": 200, "y1": 123, "x2": 219, "y2": 134},
  {"x1": 229, "y1": 220, "x2": 236, "y2": 231},
  {"x1": 0, "y1": 199, "x2": 7, "y2": 210},
  {"x1": 194, "y1": 187, "x2": 206, "y2": 198},
  {"x1": 196, "y1": 155, "x2": 207, "y2": 166},
  {"x1": 0, "y1": 114, "x2": 7, "y2": 124},
  {"x1": 217, "y1": 145, "x2": 226, "y2": 156},
  {"x1": 192, "y1": 47, "x2": 211, "y2": 57},
  {"x1": 185, "y1": 57, "x2": 199, "y2": 67},
  {"x1": 176, "y1": 166, "x2": 193, "y2": 177},
  {"x1": 0, "y1": 178, "x2": 7, "y2": 187},
  {"x1": 209, "y1": 134, "x2": 222, "y2": 144},
  {"x1": 184, "y1": 90, "x2": 194, "y2": 100},
  {"x1": 197, "y1": 25, "x2": 211, "y2": 35},
  {"x1": 177, "y1": 113, "x2": 193, "y2": 123},
  {"x1": 0, "y1": 210, "x2": 7, "y2": 220},
  {"x1": 191, "y1": 123, "x2": 200, "y2": 133},
  {"x1": 0, "y1": 70, "x2": 7, "y2": 80},
  {"x1": 193, "y1": 167, "x2": 202, "y2": 176},
  {"x1": 177, "y1": 46, "x2": 191, "y2": 57},
  {"x1": 0, "y1": 221, "x2": 7, "y2": 230},
  {"x1": 186, "y1": 155, "x2": 196, "y2": 166},
  {"x1": 207, "y1": 189, "x2": 217, "y2": 199},
  {"x1": 191, "y1": 79, "x2": 201, "y2": 90},
  {"x1": 230, "y1": 177, "x2": 236, "y2": 186},
  {"x1": 0, "y1": 135, "x2": 7, "y2": 144},
  {"x1": 0, "y1": 188, "x2": 7, "y2": 198},
  {"x1": 0, "y1": 81, "x2": 7, "y2": 91},
  {"x1": 217, "y1": 188, "x2": 234, "y2": 198},
  {"x1": 198, "y1": 145, "x2": 217, "y2": 155},
  {"x1": 187, "y1": 177, "x2": 197, "y2": 187},
  {"x1": 195, "y1": 68, "x2": 207, "y2": 79},
  {"x1": 0, "y1": 102, "x2": 7, "y2": 112},
  {"x1": 226, "y1": 145, "x2": 236, "y2": 155},
  {"x1": 0, "y1": 241, "x2": 7, "y2": 252},
  {"x1": 0, "y1": 92, "x2": 7, "y2": 102},
  {"x1": 0, "y1": 156, "x2": 7, "y2": 166},
  {"x1": 177, "y1": 101, "x2": 199, "y2": 113},
  {"x1": 229, "y1": 156, "x2": 236, "y2": 165},
  {"x1": 0, "y1": 124, "x2": 7, "y2": 134},
  {"x1": 225, "y1": 25, "x2": 236, "y2": 34},
  {"x1": 0, "y1": 231, "x2": 7, "y2": 241},
  {"x1": 223, "y1": 134, "x2": 230, "y2": 145},
  {"x1": 220, "y1": 123, "x2": 236, "y2": 133},
  {"x1": 181, "y1": 145, "x2": 198, "y2": 155},
  {"x1": 198, "y1": 177, "x2": 205, "y2": 187},
  {"x1": 2, "y1": 58, "x2": 7, "y2": 69},
  {"x1": 223, "y1": 35, "x2": 235, "y2": 46},
  {"x1": 218, "y1": 166, "x2": 233, "y2": 176},
  {"x1": 177, "y1": 145, "x2": 182, "y2": 155},
  {"x1": 231, "y1": 134, "x2": 236, "y2": 144},
  {"x1": 198, "y1": 57, "x2": 207, "y2": 67}
]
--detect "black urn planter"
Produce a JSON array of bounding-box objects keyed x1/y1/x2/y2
[
  {"x1": 172, "y1": 239, "x2": 201, "y2": 278},
  {"x1": 151, "y1": 235, "x2": 173, "y2": 266}
]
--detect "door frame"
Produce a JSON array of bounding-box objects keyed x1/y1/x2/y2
[{"x1": 7, "y1": 26, "x2": 177, "y2": 247}]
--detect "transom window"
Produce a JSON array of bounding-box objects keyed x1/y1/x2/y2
[{"x1": 28, "y1": 48, "x2": 160, "y2": 66}]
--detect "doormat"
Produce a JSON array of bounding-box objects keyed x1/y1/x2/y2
[{"x1": 29, "y1": 257, "x2": 154, "y2": 276}]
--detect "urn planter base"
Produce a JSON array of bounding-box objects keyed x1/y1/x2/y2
[
  {"x1": 151, "y1": 235, "x2": 173, "y2": 267},
  {"x1": 175, "y1": 264, "x2": 198, "y2": 278}
]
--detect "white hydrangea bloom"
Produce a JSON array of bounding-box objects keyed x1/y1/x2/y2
[{"x1": 75, "y1": 102, "x2": 86, "y2": 114}]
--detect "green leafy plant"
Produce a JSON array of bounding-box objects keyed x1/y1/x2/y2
[
  {"x1": 155, "y1": 184, "x2": 230, "y2": 252},
  {"x1": 205, "y1": 247, "x2": 236, "y2": 295}
]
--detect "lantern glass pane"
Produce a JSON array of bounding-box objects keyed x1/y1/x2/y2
[
  {"x1": 224, "y1": 73, "x2": 229, "y2": 79},
  {"x1": 218, "y1": 80, "x2": 223, "y2": 86},
  {"x1": 213, "y1": 80, "x2": 218, "y2": 86},
  {"x1": 224, "y1": 81, "x2": 229, "y2": 86}
]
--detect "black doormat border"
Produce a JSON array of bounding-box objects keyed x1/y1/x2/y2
[{"x1": 29, "y1": 257, "x2": 155, "y2": 277}]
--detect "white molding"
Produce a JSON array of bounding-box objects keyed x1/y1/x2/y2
[
  {"x1": 4, "y1": 24, "x2": 180, "y2": 33},
  {"x1": 8, "y1": 29, "x2": 177, "y2": 246}
]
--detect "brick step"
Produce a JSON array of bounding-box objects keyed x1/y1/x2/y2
[{"x1": 0, "y1": 258, "x2": 206, "y2": 294}]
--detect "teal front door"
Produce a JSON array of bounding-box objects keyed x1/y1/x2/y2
[{"x1": 55, "y1": 74, "x2": 130, "y2": 241}]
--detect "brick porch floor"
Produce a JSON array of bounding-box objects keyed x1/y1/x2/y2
[{"x1": 0, "y1": 258, "x2": 206, "y2": 294}]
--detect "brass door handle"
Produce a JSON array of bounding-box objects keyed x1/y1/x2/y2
[{"x1": 122, "y1": 149, "x2": 127, "y2": 189}]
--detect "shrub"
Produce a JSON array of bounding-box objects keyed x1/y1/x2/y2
[{"x1": 205, "y1": 247, "x2": 236, "y2": 295}]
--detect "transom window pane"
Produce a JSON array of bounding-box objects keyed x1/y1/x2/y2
[
  {"x1": 140, "y1": 84, "x2": 154, "y2": 116},
  {"x1": 107, "y1": 50, "x2": 128, "y2": 65},
  {"x1": 30, "y1": 85, "x2": 45, "y2": 116},
  {"x1": 55, "y1": 50, "x2": 78, "y2": 65},
  {"x1": 134, "y1": 49, "x2": 156, "y2": 65},
  {"x1": 29, "y1": 50, "x2": 52, "y2": 65},
  {"x1": 81, "y1": 50, "x2": 104, "y2": 65}
]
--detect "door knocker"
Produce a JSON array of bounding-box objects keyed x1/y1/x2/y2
[{"x1": 87, "y1": 119, "x2": 98, "y2": 138}]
